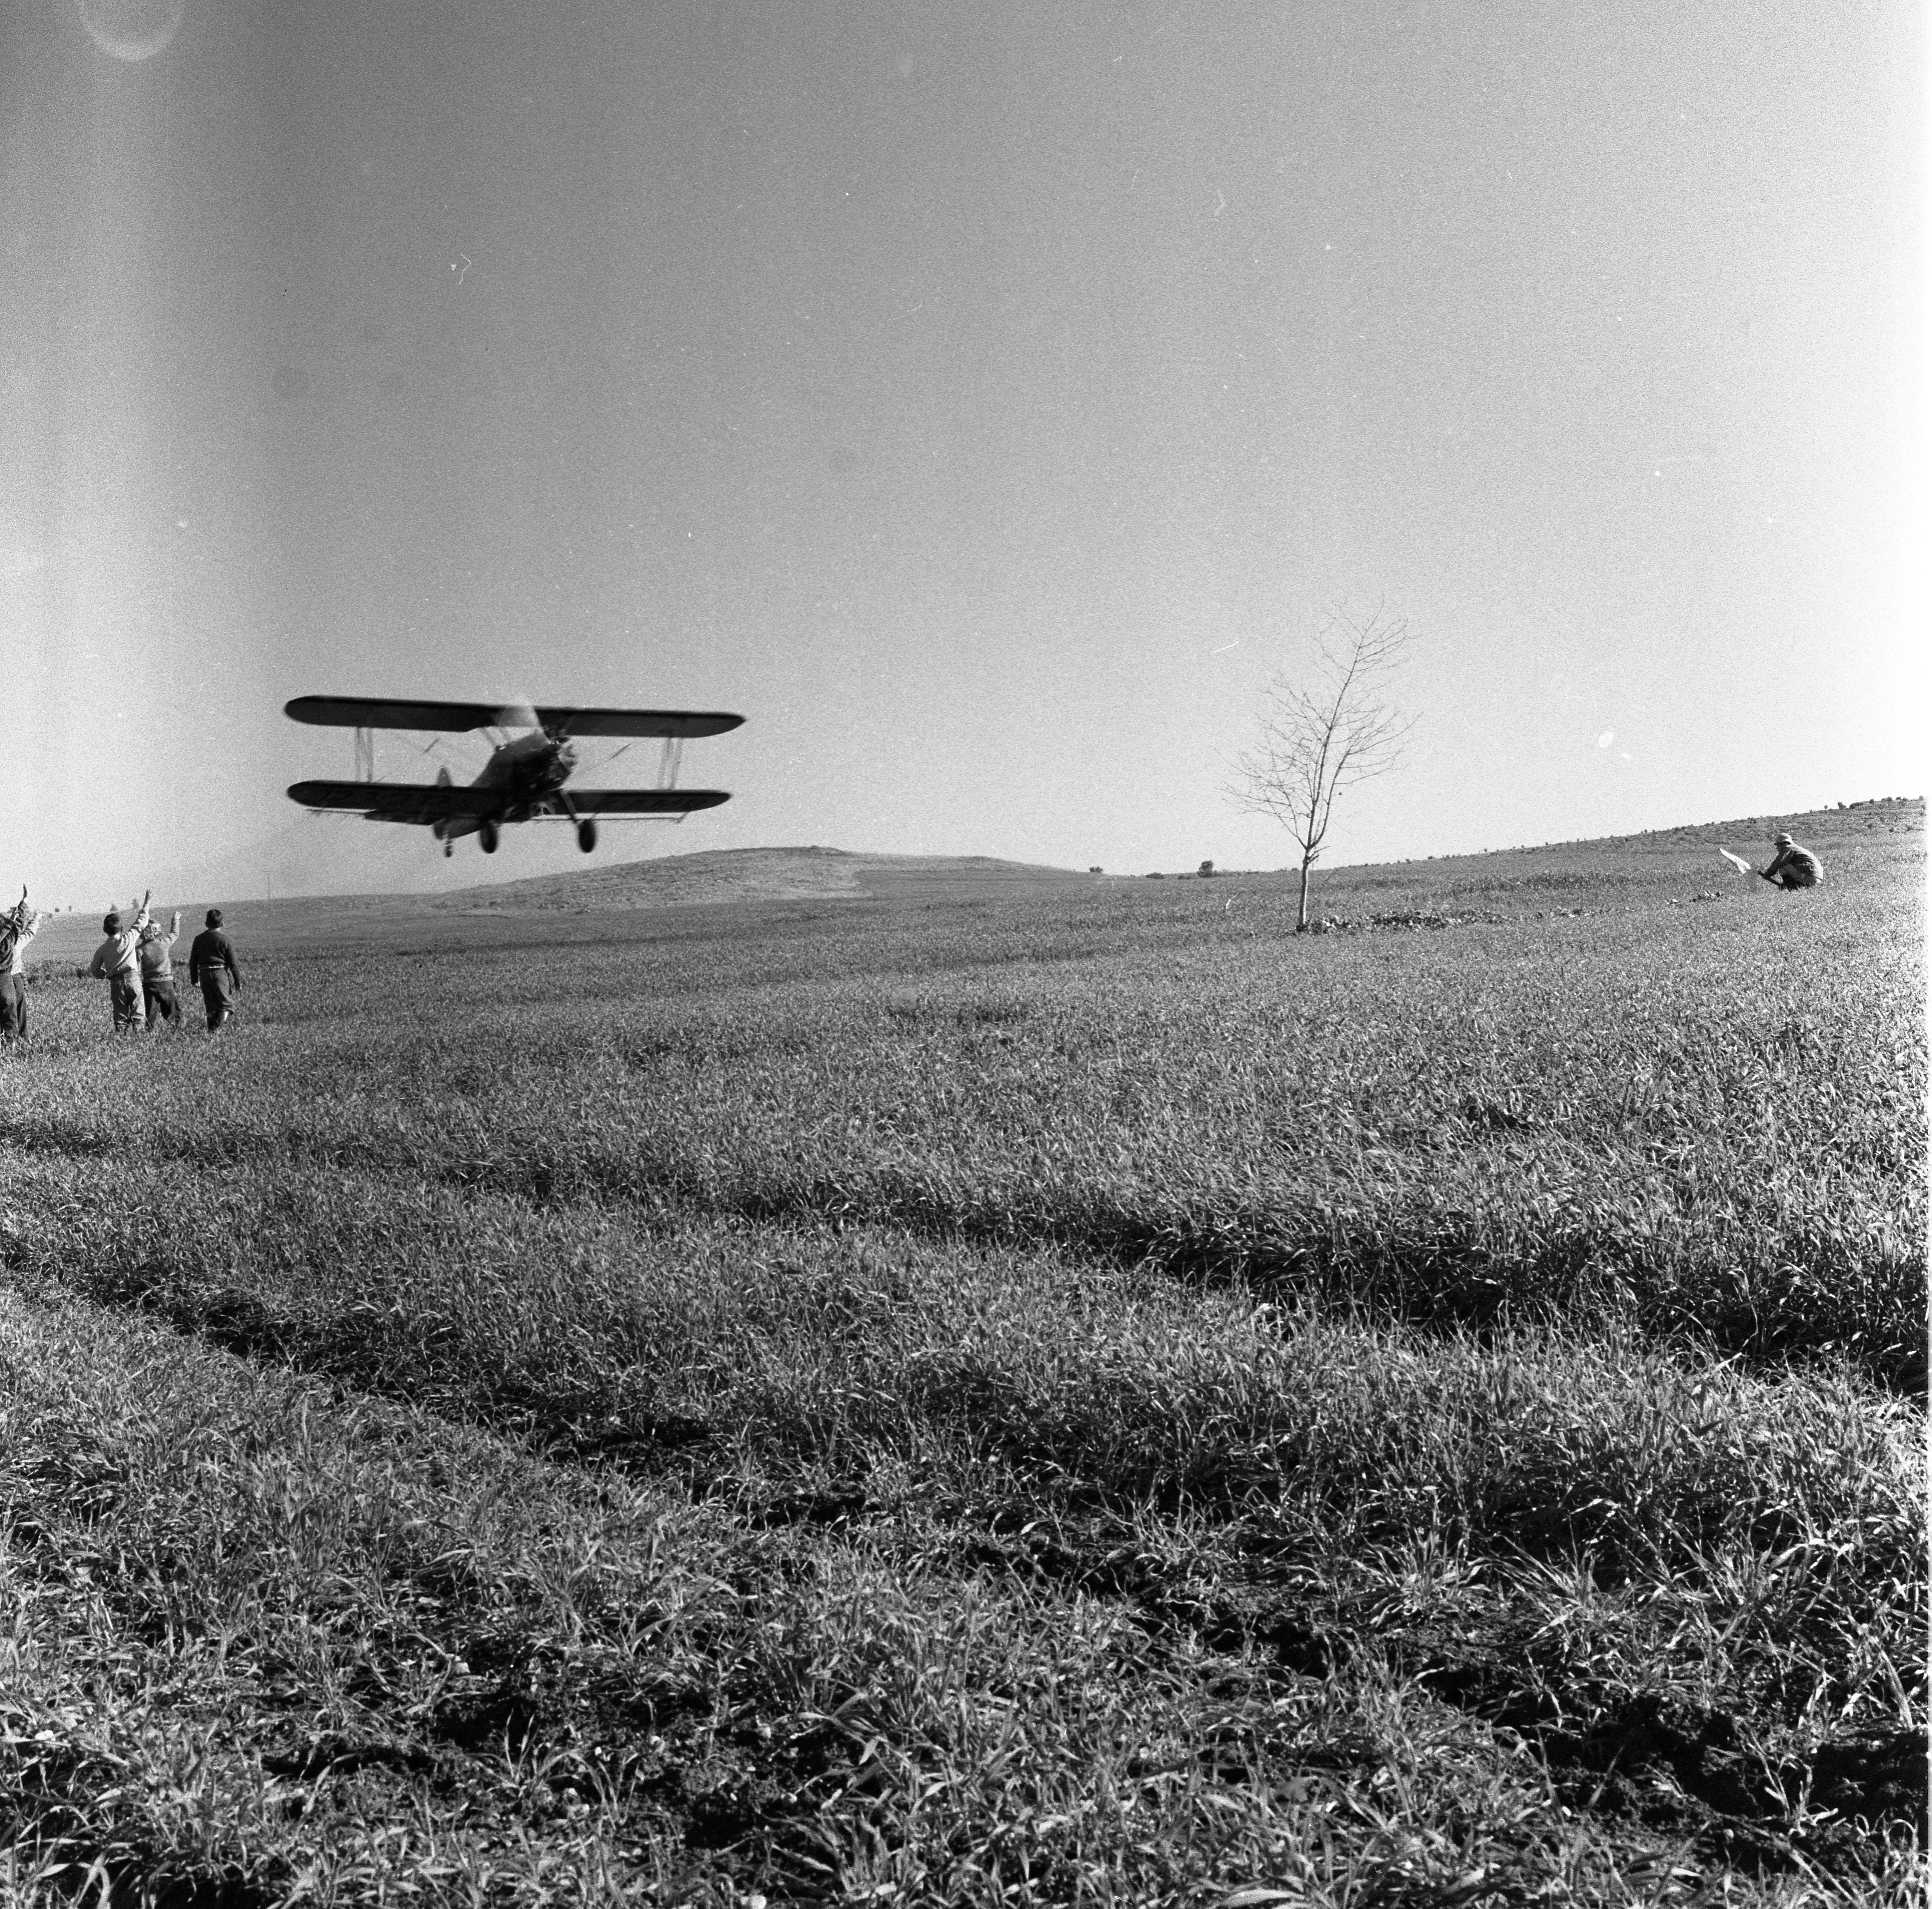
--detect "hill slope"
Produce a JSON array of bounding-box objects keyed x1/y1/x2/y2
[
  {"x1": 1300, "y1": 796, "x2": 1922, "y2": 917},
  {"x1": 428, "y1": 844, "x2": 1096, "y2": 913},
  {"x1": 19, "y1": 799, "x2": 1917, "y2": 963}
]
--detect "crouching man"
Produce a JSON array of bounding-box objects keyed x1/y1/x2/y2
[
  {"x1": 188, "y1": 908, "x2": 243, "y2": 1031},
  {"x1": 1761, "y1": 831, "x2": 1823, "y2": 891},
  {"x1": 88, "y1": 899, "x2": 152, "y2": 1033}
]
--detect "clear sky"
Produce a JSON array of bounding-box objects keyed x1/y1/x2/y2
[{"x1": 3, "y1": 0, "x2": 1924, "y2": 905}]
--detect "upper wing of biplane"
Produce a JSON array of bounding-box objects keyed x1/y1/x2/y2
[
  {"x1": 285, "y1": 696, "x2": 743, "y2": 738},
  {"x1": 288, "y1": 781, "x2": 730, "y2": 819}
]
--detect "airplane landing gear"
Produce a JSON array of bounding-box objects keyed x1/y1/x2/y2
[
  {"x1": 576, "y1": 818, "x2": 598, "y2": 854},
  {"x1": 442, "y1": 837, "x2": 453, "y2": 858},
  {"x1": 479, "y1": 820, "x2": 500, "y2": 854}
]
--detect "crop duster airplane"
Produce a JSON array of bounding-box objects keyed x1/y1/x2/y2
[{"x1": 284, "y1": 695, "x2": 743, "y2": 856}]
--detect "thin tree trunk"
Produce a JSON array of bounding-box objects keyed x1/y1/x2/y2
[{"x1": 1296, "y1": 855, "x2": 1312, "y2": 931}]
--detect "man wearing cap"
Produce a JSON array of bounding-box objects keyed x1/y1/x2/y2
[
  {"x1": 187, "y1": 908, "x2": 244, "y2": 1031},
  {"x1": 1761, "y1": 831, "x2": 1824, "y2": 891},
  {"x1": 88, "y1": 898, "x2": 152, "y2": 1033},
  {"x1": 138, "y1": 909, "x2": 186, "y2": 1031},
  {"x1": 0, "y1": 891, "x2": 45, "y2": 1041}
]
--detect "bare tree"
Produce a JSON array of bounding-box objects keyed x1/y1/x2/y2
[{"x1": 1232, "y1": 604, "x2": 1416, "y2": 931}]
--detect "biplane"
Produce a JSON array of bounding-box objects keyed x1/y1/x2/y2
[{"x1": 284, "y1": 695, "x2": 743, "y2": 856}]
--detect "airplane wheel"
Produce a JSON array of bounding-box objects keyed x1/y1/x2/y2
[
  {"x1": 479, "y1": 821, "x2": 500, "y2": 854},
  {"x1": 576, "y1": 819, "x2": 598, "y2": 854},
  {"x1": 442, "y1": 838, "x2": 453, "y2": 858}
]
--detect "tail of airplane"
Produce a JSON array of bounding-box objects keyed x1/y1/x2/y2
[{"x1": 436, "y1": 764, "x2": 453, "y2": 788}]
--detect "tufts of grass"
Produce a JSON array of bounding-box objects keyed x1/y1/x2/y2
[
  {"x1": 1, "y1": 807, "x2": 1922, "y2": 1900},
  {"x1": 5, "y1": 1282, "x2": 1921, "y2": 1904},
  {"x1": 6, "y1": 878, "x2": 1921, "y2": 1387}
]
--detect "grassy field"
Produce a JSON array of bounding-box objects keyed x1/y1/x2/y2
[{"x1": 1, "y1": 801, "x2": 1923, "y2": 1905}]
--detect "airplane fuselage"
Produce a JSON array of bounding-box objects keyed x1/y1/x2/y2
[{"x1": 434, "y1": 729, "x2": 579, "y2": 842}]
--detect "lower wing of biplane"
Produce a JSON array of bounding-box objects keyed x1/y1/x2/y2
[{"x1": 283, "y1": 694, "x2": 743, "y2": 856}]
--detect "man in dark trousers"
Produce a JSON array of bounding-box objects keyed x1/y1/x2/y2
[
  {"x1": 138, "y1": 909, "x2": 185, "y2": 1031},
  {"x1": 1761, "y1": 831, "x2": 1824, "y2": 890},
  {"x1": 187, "y1": 908, "x2": 244, "y2": 1031}
]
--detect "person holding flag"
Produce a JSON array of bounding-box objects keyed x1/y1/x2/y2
[{"x1": 1719, "y1": 831, "x2": 1824, "y2": 891}]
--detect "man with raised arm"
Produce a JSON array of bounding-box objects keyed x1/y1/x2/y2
[
  {"x1": 88, "y1": 894, "x2": 152, "y2": 1034},
  {"x1": 138, "y1": 908, "x2": 186, "y2": 1031},
  {"x1": 187, "y1": 908, "x2": 244, "y2": 1032},
  {"x1": 0, "y1": 889, "x2": 45, "y2": 1042}
]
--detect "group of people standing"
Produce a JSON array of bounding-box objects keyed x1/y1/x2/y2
[
  {"x1": 0, "y1": 892, "x2": 244, "y2": 1040},
  {"x1": 88, "y1": 900, "x2": 245, "y2": 1034}
]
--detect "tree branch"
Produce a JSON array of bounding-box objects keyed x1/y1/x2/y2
[{"x1": 1227, "y1": 604, "x2": 1417, "y2": 920}]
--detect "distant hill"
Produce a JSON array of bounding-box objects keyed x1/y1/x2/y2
[
  {"x1": 21, "y1": 800, "x2": 1917, "y2": 963},
  {"x1": 427, "y1": 845, "x2": 1096, "y2": 914}
]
